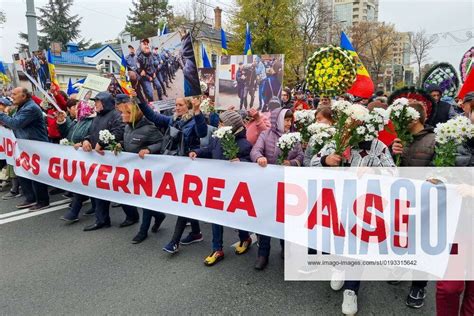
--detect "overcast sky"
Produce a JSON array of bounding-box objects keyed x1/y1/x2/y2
[{"x1": 0, "y1": 0, "x2": 472, "y2": 70}]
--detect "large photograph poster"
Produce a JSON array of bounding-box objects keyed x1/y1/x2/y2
[
  {"x1": 198, "y1": 68, "x2": 216, "y2": 101},
  {"x1": 121, "y1": 30, "x2": 201, "y2": 105},
  {"x1": 216, "y1": 54, "x2": 284, "y2": 111},
  {"x1": 77, "y1": 74, "x2": 112, "y2": 101}
]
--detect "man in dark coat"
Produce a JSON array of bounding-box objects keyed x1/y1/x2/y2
[
  {"x1": 426, "y1": 85, "x2": 457, "y2": 127},
  {"x1": 0, "y1": 87, "x2": 50, "y2": 210}
]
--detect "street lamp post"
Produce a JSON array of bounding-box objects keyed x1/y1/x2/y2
[{"x1": 26, "y1": 0, "x2": 39, "y2": 51}]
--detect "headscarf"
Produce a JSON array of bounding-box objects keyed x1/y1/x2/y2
[{"x1": 76, "y1": 100, "x2": 95, "y2": 121}]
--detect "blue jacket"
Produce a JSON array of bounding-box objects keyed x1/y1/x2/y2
[
  {"x1": 0, "y1": 98, "x2": 48, "y2": 142},
  {"x1": 194, "y1": 128, "x2": 252, "y2": 162},
  {"x1": 137, "y1": 102, "x2": 208, "y2": 153}
]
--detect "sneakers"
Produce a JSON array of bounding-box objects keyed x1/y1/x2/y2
[
  {"x1": 235, "y1": 238, "x2": 252, "y2": 255},
  {"x1": 60, "y1": 215, "x2": 79, "y2": 223},
  {"x1": 204, "y1": 250, "x2": 224, "y2": 266},
  {"x1": 3, "y1": 191, "x2": 22, "y2": 200},
  {"x1": 406, "y1": 286, "x2": 426, "y2": 309},
  {"x1": 330, "y1": 269, "x2": 345, "y2": 291},
  {"x1": 16, "y1": 200, "x2": 36, "y2": 209},
  {"x1": 162, "y1": 242, "x2": 179, "y2": 254},
  {"x1": 342, "y1": 289, "x2": 358, "y2": 315},
  {"x1": 180, "y1": 232, "x2": 203, "y2": 245}
]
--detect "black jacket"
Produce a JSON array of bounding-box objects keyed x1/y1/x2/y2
[
  {"x1": 85, "y1": 96, "x2": 125, "y2": 147},
  {"x1": 194, "y1": 128, "x2": 252, "y2": 161},
  {"x1": 123, "y1": 116, "x2": 163, "y2": 154},
  {"x1": 426, "y1": 100, "x2": 451, "y2": 127},
  {"x1": 400, "y1": 127, "x2": 436, "y2": 166}
]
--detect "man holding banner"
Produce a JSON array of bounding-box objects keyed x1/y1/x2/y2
[{"x1": 0, "y1": 87, "x2": 50, "y2": 210}]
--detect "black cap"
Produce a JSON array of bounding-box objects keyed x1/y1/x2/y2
[
  {"x1": 127, "y1": 45, "x2": 134, "y2": 49},
  {"x1": 141, "y1": 38, "x2": 150, "y2": 44},
  {"x1": 90, "y1": 91, "x2": 112, "y2": 101},
  {"x1": 463, "y1": 92, "x2": 474, "y2": 103},
  {"x1": 115, "y1": 94, "x2": 131, "y2": 105}
]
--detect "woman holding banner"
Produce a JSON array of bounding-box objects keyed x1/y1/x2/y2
[
  {"x1": 250, "y1": 108, "x2": 304, "y2": 270},
  {"x1": 136, "y1": 95, "x2": 208, "y2": 254}
]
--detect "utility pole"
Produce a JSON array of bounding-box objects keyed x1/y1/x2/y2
[{"x1": 26, "y1": 0, "x2": 39, "y2": 52}]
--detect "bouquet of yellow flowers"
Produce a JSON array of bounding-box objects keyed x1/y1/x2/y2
[{"x1": 305, "y1": 46, "x2": 357, "y2": 97}]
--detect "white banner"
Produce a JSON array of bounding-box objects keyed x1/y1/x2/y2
[{"x1": 0, "y1": 126, "x2": 470, "y2": 280}]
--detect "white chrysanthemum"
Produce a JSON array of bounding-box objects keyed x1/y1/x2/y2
[
  {"x1": 435, "y1": 116, "x2": 473, "y2": 145},
  {"x1": 294, "y1": 110, "x2": 316, "y2": 125},
  {"x1": 59, "y1": 138, "x2": 70, "y2": 145},
  {"x1": 212, "y1": 126, "x2": 233, "y2": 139},
  {"x1": 99, "y1": 129, "x2": 115, "y2": 144},
  {"x1": 349, "y1": 104, "x2": 369, "y2": 121},
  {"x1": 331, "y1": 100, "x2": 352, "y2": 115},
  {"x1": 277, "y1": 132, "x2": 302, "y2": 151}
]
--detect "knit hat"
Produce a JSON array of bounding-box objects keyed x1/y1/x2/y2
[{"x1": 219, "y1": 110, "x2": 244, "y2": 133}]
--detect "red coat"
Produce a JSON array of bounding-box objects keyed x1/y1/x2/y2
[{"x1": 46, "y1": 93, "x2": 67, "y2": 139}]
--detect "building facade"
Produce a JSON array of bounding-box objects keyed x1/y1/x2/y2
[{"x1": 333, "y1": 0, "x2": 379, "y2": 27}]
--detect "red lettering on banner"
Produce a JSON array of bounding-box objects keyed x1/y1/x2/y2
[
  {"x1": 112, "y1": 167, "x2": 131, "y2": 193},
  {"x1": 205, "y1": 177, "x2": 225, "y2": 210},
  {"x1": 306, "y1": 188, "x2": 345, "y2": 237},
  {"x1": 227, "y1": 182, "x2": 256, "y2": 217},
  {"x1": 96, "y1": 164, "x2": 113, "y2": 190},
  {"x1": 394, "y1": 199, "x2": 410, "y2": 248},
  {"x1": 182, "y1": 174, "x2": 203, "y2": 206},
  {"x1": 79, "y1": 162, "x2": 97, "y2": 186},
  {"x1": 351, "y1": 194, "x2": 387, "y2": 243},
  {"x1": 31, "y1": 154, "x2": 40, "y2": 175},
  {"x1": 276, "y1": 182, "x2": 307, "y2": 223},
  {"x1": 155, "y1": 172, "x2": 178, "y2": 201},
  {"x1": 63, "y1": 159, "x2": 77, "y2": 182},
  {"x1": 133, "y1": 169, "x2": 153, "y2": 197},
  {"x1": 5, "y1": 138, "x2": 15, "y2": 157},
  {"x1": 48, "y1": 157, "x2": 61, "y2": 179}
]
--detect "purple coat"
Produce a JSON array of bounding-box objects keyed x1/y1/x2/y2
[{"x1": 250, "y1": 108, "x2": 303, "y2": 166}]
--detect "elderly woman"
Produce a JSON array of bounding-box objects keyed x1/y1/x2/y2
[
  {"x1": 116, "y1": 94, "x2": 166, "y2": 244},
  {"x1": 137, "y1": 96, "x2": 207, "y2": 254}
]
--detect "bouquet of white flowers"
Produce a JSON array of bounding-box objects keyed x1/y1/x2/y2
[
  {"x1": 387, "y1": 98, "x2": 420, "y2": 165},
  {"x1": 294, "y1": 110, "x2": 316, "y2": 145},
  {"x1": 277, "y1": 132, "x2": 301, "y2": 165},
  {"x1": 434, "y1": 116, "x2": 474, "y2": 166},
  {"x1": 59, "y1": 138, "x2": 72, "y2": 146},
  {"x1": 307, "y1": 122, "x2": 336, "y2": 155},
  {"x1": 99, "y1": 129, "x2": 122, "y2": 154},
  {"x1": 349, "y1": 106, "x2": 388, "y2": 145},
  {"x1": 200, "y1": 98, "x2": 215, "y2": 114},
  {"x1": 212, "y1": 126, "x2": 239, "y2": 160}
]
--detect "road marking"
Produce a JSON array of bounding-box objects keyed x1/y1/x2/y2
[{"x1": 0, "y1": 199, "x2": 71, "y2": 219}]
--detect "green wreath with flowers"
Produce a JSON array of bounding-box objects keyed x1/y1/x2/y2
[{"x1": 305, "y1": 46, "x2": 357, "y2": 97}]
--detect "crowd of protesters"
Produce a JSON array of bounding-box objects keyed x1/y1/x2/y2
[{"x1": 0, "y1": 82, "x2": 473, "y2": 316}]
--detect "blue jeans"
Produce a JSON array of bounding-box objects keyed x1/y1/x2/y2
[
  {"x1": 94, "y1": 199, "x2": 139, "y2": 225},
  {"x1": 258, "y1": 82, "x2": 265, "y2": 108},
  {"x1": 212, "y1": 224, "x2": 249, "y2": 251},
  {"x1": 140, "y1": 77, "x2": 162, "y2": 102},
  {"x1": 137, "y1": 208, "x2": 166, "y2": 235},
  {"x1": 257, "y1": 234, "x2": 284, "y2": 257},
  {"x1": 63, "y1": 193, "x2": 95, "y2": 220},
  {"x1": 344, "y1": 281, "x2": 360, "y2": 294},
  {"x1": 171, "y1": 217, "x2": 200, "y2": 244}
]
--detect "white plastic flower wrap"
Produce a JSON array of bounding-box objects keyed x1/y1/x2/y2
[
  {"x1": 307, "y1": 122, "x2": 336, "y2": 155},
  {"x1": 277, "y1": 132, "x2": 302, "y2": 165},
  {"x1": 98, "y1": 129, "x2": 121, "y2": 154},
  {"x1": 212, "y1": 126, "x2": 239, "y2": 160},
  {"x1": 294, "y1": 110, "x2": 316, "y2": 145},
  {"x1": 59, "y1": 138, "x2": 72, "y2": 146},
  {"x1": 387, "y1": 98, "x2": 421, "y2": 165},
  {"x1": 434, "y1": 116, "x2": 474, "y2": 166}
]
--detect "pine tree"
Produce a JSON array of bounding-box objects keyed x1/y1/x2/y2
[
  {"x1": 125, "y1": 0, "x2": 172, "y2": 40},
  {"x1": 18, "y1": 0, "x2": 89, "y2": 51}
]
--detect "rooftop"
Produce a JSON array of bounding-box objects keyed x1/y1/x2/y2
[{"x1": 49, "y1": 44, "x2": 121, "y2": 67}]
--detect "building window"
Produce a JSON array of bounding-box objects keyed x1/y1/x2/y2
[{"x1": 211, "y1": 54, "x2": 217, "y2": 68}]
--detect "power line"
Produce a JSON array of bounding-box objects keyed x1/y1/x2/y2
[{"x1": 74, "y1": 3, "x2": 126, "y2": 21}]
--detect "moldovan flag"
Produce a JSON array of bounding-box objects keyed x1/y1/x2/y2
[
  {"x1": 458, "y1": 66, "x2": 474, "y2": 99},
  {"x1": 244, "y1": 23, "x2": 252, "y2": 56},
  {"x1": 119, "y1": 55, "x2": 132, "y2": 95},
  {"x1": 340, "y1": 32, "x2": 374, "y2": 99},
  {"x1": 47, "y1": 50, "x2": 60, "y2": 90}
]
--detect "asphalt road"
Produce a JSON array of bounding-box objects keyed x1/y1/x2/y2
[{"x1": 0, "y1": 185, "x2": 437, "y2": 315}]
